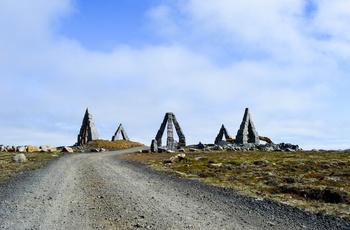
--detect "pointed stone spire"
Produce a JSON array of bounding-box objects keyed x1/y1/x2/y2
[
  {"x1": 235, "y1": 108, "x2": 259, "y2": 144},
  {"x1": 111, "y1": 123, "x2": 129, "y2": 141},
  {"x1": 77, "y1": 108, "x2": 99, "y2": 145},
  {"x1": 214, "y1": 124, "x2": 232, "y2": 144}
]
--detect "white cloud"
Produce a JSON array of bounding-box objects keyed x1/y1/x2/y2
[{"x1": 0, "y1": 0, "x2": 349, "y2": 149}]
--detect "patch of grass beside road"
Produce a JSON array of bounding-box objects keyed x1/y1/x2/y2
[
  {"x1": 0, "y1": 152, "x2": 63, "y2": 184},
  {"x1": 123, "y1": 149, "x2": 350, "y2": 219}
]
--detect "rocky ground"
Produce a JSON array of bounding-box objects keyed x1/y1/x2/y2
[{"x1": 0, "y1": 147, "x2": 349, "y2": 229}]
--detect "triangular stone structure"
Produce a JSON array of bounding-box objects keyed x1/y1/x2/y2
[
  {"x1": 155, "y1": 112, "x2": 186, "y2": 150},
  {"x1": 235, "y1": 108, "x2": 259, "y2": 144},
  {"x1": 77, "y1": 108, "x2": 99, "y2": 145},
  {"x1": 214, "y1": 124, "x2": 232, "y2": 144},
  {"x1": 111, "y1": 123, "x2": 129, "y2": 141}
]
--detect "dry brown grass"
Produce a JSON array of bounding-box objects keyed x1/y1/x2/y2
[
  {"x1": 122, "y1": 149, "x2": 350, "y2": 219},
  {"x1": 0, "y1": 151, "x2": 64, "y2": 184},
  {"x1": 85, "y1": 140, "x2": 144, "y2": 150}
]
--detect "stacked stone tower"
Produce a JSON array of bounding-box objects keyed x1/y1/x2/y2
[
  {"x1": 77, "y1": 108, "x2": 99, "y2": 145},
  {"x1": 235, "y1": 108, "x2": 259, "y2": 144}
]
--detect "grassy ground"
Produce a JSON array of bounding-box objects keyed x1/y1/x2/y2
[
  {"x1": 0, "y1": 151, "x2": 64, "y2": 184},
  {"x1": 85, "y1": 140, "x2": 144, "y2": 150},
  {"x1": 122, "y1": 149, "x2": 350, "y2": 219}
]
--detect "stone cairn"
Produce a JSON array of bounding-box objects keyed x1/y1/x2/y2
[
  {"x1": 235, "y1": 108, "x2": 260, "y2": 144},
  {"x1": 214, "y1": 124, "x2": 232, "y2": 144},
  {"x1": 207, "y1": 108, "x2": 299, "y2": 152},
  {"x1": 151, "y1": 112, "x2": 186, "y2": 152},
  {"x1": 76, "y1": 108, "x2": 99, "y2": 146},
  {"x1": 111, "y1": 123, "x2": 129, "y2": 141}
]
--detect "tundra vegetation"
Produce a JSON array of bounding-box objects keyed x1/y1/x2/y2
[{"x1": 122, "y1": 149, "x2": 350, "y2": 219}]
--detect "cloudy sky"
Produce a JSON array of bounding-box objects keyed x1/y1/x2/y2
[{"x1": 1, "y1": 0, "x2": 349, "y2": 149}]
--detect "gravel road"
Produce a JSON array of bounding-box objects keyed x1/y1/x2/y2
[{"x1": 0, "y1": 147, "x2": 349, "y2": 230}]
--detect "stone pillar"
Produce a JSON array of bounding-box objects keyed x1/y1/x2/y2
[
  {"x1": 167, "y1": 113, "x2": 175, "y2": 150},
  {"x1": 172, "y1": 114, "x2": 186, "y2": 146},
  {"x1": 150, "y1": 139, "x2": 158, "y2": 153},
  {"x1": 155, "y1": 114, "x2": 168, "y2": 147}
]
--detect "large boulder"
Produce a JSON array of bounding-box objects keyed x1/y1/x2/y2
[
  {"x1": 6, "y1": 145, "x2": 15, "y2": 152},
  {"x1": 163, "y1": 153, "x2": 187, "y2": 164},
  {"x1": 48, "y1": 145, "x2": 58, "y2": 152},
  {"x1": 278, "y1": 143, "x2": 299, "y2": 151},
  {"x1": 61, "y1": 146, "x2": 74, "y2": 153},
  {"x1": 0, "y1": 145, "x2": 7, "y2": 152},
  {"x1": 13, "y1": 154, "x2": 27, "y2": 163},
  {"x1": 158, "y1": 147, "x2": 167, "y2": 153},
  {"x1": 27, "y1": 145, "x2": 40, "y2": 152},
  {"x1": 40, "y1": 145, "x2": 57, "y2": 152},
  {"x1": 217, "y1": 140, "x2": 230, "y2": 147},
  {"x1": 16, "y1": 146, "x2": 27, "y2": 152},
  {"x1": 197, "y1": 142, "x2": 206, "y2": 150},
  {"x1": 39, "y1": 145, "x2": 48, "y2": 152},
  {"x1": 150, "y1": 139, "x2": 158, "y2": 153},
  {"x1": 213, "y1": 145, "x2": 223, "y2": 151}
]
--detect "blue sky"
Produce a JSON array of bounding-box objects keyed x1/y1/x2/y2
[{"x1": 0, "y1": 0, "x2": 350, "y2": 149}]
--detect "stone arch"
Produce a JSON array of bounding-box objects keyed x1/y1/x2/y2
[
  {"x1": 214, "y1": 124, "x2": 232, "y2": 144},
  {"x1": 155, "y1": 112, "x2": 186, "y2": 150},
  {"x1": 111, "y1": 123, "x2": 129, "y2": 141}
]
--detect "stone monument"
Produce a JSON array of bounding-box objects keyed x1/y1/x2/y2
[
  {"x1": 154, "y1": 112, "x2": 186, "y2": 150},
  {"x1": 235, "y1": 108, "x2": 260, "y2": 144},
  {"x1": 111, "y1": 123, "x2": 129, "y2": 141},
  {"x1": 77, "y1": 108, "x2": 99, "y2": 145},
  {"x1": 214, "y1": 124, "x2": 232, "y2": 144},
  {"x1": 150, "y1": 139, "x2": 158, "y2": 153}
]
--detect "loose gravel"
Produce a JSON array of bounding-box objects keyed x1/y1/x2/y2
[{"x1": 0, "y1": 147, "x2": 349, "y2": 229}]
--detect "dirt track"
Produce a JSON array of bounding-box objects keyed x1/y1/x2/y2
[{"x1": 0, "y1": 147, "x2": 349, "y2": 229}]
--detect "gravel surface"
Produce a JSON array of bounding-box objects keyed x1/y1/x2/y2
[{"x1": 0, "y1": 147, "x2": 349, "y2": 229}]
